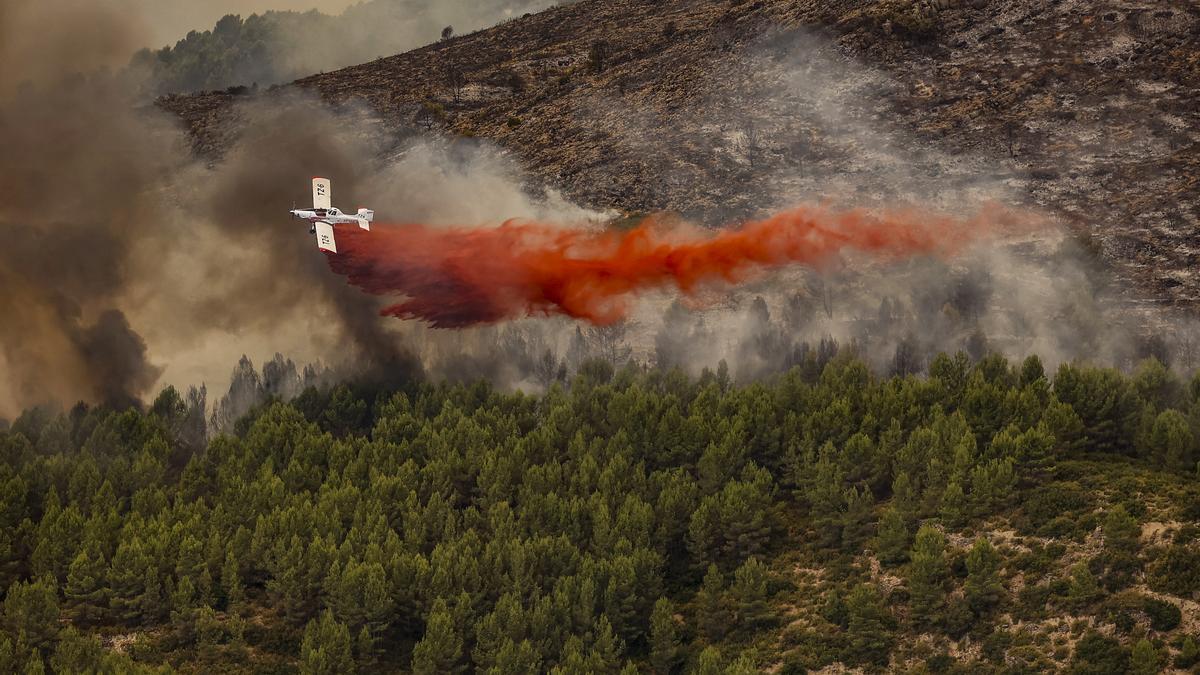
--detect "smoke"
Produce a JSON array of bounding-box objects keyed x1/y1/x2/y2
[
  {"x1": 608, "y1": 30, "x2": 1190, "y2": 380},
  {"x1": 0, "y1": 68, "x2": 183, "y2": 411},
  {"x1": 324, "y1": 204, "x2": 1023, "y2": 327},
  {"x1": 0, "y1": 0, "x2": 150, "y2": 95}
]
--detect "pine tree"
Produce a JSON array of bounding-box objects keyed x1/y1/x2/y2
[
  {"x1": 3, "y1": 576, "x2": 59, "y2": 650},
  {"x1": 490, "y1": 639, "x2": 541, "y2": 675},
  {"x1": 602, "y1": 556, "x2": 640, "y2": 645},
  {"x1": 1176, "y1": 636, "x2": 1199, "y2": 669},
  {"x1": 874, "y1": 506, "x2": 910, "y2": 567},
  {"x1": 730, "y1": 557, "x2": 770, "y2": 631},
  {"x1": 300, "y1": 609, "x2": 354, "y2": 675},
  {"x1": 686, "y1": 498, "x2": 722, "y2": 570},
  {"x1": 841, "y1": 485, "x2": 875, "y2": 550},
  {"x1": 719, "y1": 469, "x2": 773, "y2": 564},
  {"x1": 175, "y1": 534, "x2": 211, "y2": 604},
  {"x1": 170, "y1": 575, "x2": 199, "y2": 644},
  {"x1": 472, "y1": 592, "x2": 524, "y2": 671},
  {"x1": 845, "y1": 583, "x2": 894, "y2": 667},
  {"x1": 550, "y1": 635, "x2": 589, "y2": 675},
  {"x1": 939, "y1": 478, "x2": 967, "y2": 528},
  {"x1": 355, "y1": 626, "x2": 374, "y2": 669},
  {"x1": 589, "y1": 614, "x2": 622, "y2": 674},
  {"x1": 696, "y1": 564, "x2": 728, "y2": 643},
  {"x1": 964, "y1": 537, "x2": 1003, "y2": 615},
  {"x1": 30, "y1": 503, "x2": 83, "y2": 582},
  {"x1": 1129, "y1": 639, "x2": 1158, "y2": 675},
  {"x1": 891, "y1": 471, "x2": 919, "y2": 518},
  {"x1": 49, "y1": 624, "x2": 105, "y2": 667},
  {"x1": 326, "y1": 559, "x2": 392, "y2": 641},
  {"x1": 221, "y1": 547, "x2": 244, "y2": 612},
  {"x1": 108, "y1": 538, "x2": 148, "y2": 624},
  {"x1": 412, "y1": 598, "x2": 464, "y2": 674},
  {"x1": 266, "y1": 534, "x2": 311, "y2": 624},
  {"x1": 726, "y1": 654, "x2": 758, "y2": 675},
  {"x1": 195, "y1": 605, "x2": 224, "y2": 650},
  {"x1": 907, "y1": 524, "x2": 948, "y2": 629},
  {"x1": 695, "y1": 646, "x2": 723, "y2": 675},
  {"x1": 1149, "y1": 410, "x2": 1193, "y2": 470},
  {"x1": 649, "y1": 597, "x2": 680, "y2": 674},
  {"x1": 23, "y1": 653, "x2": 45, "y2": 675},
  {"x1": 697, "y1": 435, "x2": 743, "y2": 495},
  {"x1": 140, "y1": 573, "x2": 168, "y2": 624},
  {"x1": 0, "y1": 637, "x2": 14, "y2": 674},
  {"x1": 64, "y1": 547, "x2": 109, "y2": 625},
  {"x1": 1102, "y1": 505, "x2": 1140, "y2": 553},
  {"x1": 1067, "y1": 561, "x2": 1101, "y2": 607}
]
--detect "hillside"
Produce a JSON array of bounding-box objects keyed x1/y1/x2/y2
[
  {"x1": 2, "y1": 354, "x2": 1200, "y2": 673},
  {"x1": 6, "y1": 2, "x2": 1200, "y2": 672},
  {"x1": 161, "y1": 0, "x2": 1200, "y2": 308}
]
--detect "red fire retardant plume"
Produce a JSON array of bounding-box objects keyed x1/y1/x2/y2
[{"x1": 324, "y1": 203, "x2": 1019, "y2": 328}]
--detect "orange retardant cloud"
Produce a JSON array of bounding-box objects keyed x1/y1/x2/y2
[{"x1": 324, "y1": 203, "x2": 1026, "y2": 328}]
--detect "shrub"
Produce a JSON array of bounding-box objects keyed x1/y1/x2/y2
[
  {"x1": 422, "y1": 100, "x2": 447, "y2": 120},
  {"x1": 1020, "y1": 483, "x2": 1090, "y2": 535},
  {"x1": 982, "y1": 629, "x2": 1012, "y2": 663},
  {"x1": 1129, "y1": 639, "x2": 1158, "y2": 675},
  {"x1": 587, "y1": 40, "x2": 609, "y2": 73},
  {"x1": 1148, "y1": 544, "x2": 1200, "y2": 597},
  {"x1": 1174, "y1": 523, "x2": 1199, "y2": 545},
  {"x1": 1015, "y1": 583, "x2": 1053, "y2": 621},
  {"x1": 1142, "y1": 596, "x2": 1182, "y2": 631},
  {"x1": 1176, "y1": 636, "x2": 1199, "y2": 668},
  {"x1": 1098, "y1": 550, "x2": 1141, "y2": 592},
  {"x1": 926, "y1": 653, "x2": 954, "y2": 672},
  {"x1": 780, "y1": 627, "x2": 842, "y2": 671},
  {"x1": 1070, "y1": 632, "x2": 1129, "y2": 674},
  {"x1": 869, "y1": 0, "x2": 939, "y2": 39}
]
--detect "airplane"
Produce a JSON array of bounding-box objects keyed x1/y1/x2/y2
[{"x1": 289, "y1": 177, "x2": 374, "y2": 253}]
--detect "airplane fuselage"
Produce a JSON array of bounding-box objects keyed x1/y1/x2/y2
[{"x1": 290, "y1": 207, "x2": 363, "y2": 226}]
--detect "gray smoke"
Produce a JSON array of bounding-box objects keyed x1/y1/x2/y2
[{"x1": 0, "y1": 72, "x2": 181, "y2": 414}]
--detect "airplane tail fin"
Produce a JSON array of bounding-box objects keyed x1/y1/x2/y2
[{"x1": 356, "y1": 208, "x2": 373, "y2": 231}]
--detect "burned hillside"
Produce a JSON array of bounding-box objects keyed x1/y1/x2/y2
[{"x1": 161, "y1": 0, "x2": 1200, "y2": 309}]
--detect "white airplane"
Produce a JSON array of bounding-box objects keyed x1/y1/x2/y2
[{"x1": 289, "y1": 177, "x2": 374, "y2": 253}]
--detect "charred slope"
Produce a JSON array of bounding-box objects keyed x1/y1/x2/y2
[{"x1": 161, "y1": 0, "x2": 1199, "y2": 306}]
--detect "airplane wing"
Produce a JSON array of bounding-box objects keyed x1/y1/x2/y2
[
  {"x1": 312, "y1": 177, "x2": 332, "y2": 210},
  {"x1": 314, "y1": 221, "x2": 337, "y2": 253}
]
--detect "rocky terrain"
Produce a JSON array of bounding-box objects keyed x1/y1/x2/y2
[{"x1": 160, "y1": 0, "x2": 1200, "y2": 309}]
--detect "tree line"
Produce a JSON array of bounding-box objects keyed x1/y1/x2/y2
[{"x1": 0, "y1": 350, "x2": 1198, "y2": 672}]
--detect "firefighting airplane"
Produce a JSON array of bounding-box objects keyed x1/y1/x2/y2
[{"x1": 289, "y1": 177, "x2": 373, "y2": 253}]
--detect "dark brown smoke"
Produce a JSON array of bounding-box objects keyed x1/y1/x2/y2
[
  {"x1": 193, "y1": 97, "x2": 421, "y2": 381},
  {"x1": 0, "y1": 72, "x2": 177, "y2": 412},
  {"x1": 0, "y1": 2, "x2": 425, "y2": 417},
  {"x1": 0, "y1": 0, "x2": 149, "y2": 96}
]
